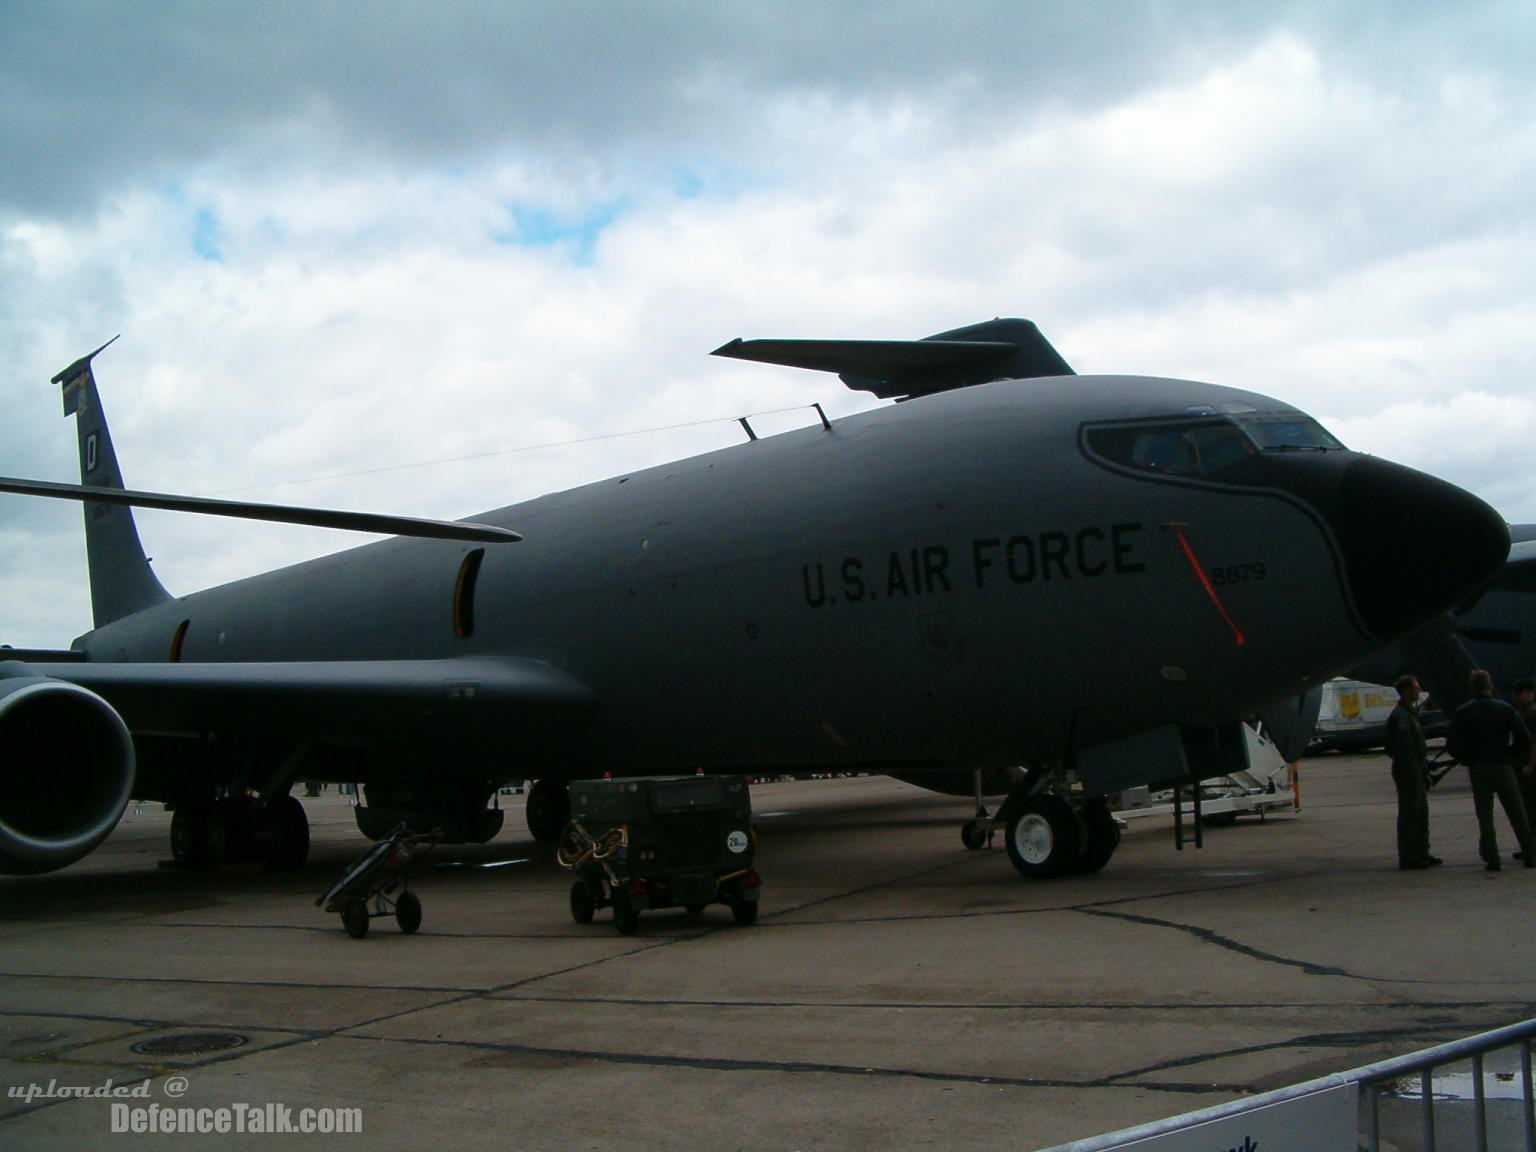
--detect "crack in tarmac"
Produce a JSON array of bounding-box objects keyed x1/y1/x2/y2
[{"x1": 1074, "y1": 905, "x2": 1350, "y2": 977}]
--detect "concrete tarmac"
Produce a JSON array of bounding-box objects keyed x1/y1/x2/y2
[{"x1": 2, "y1": 755, "x2": 1534, "y2": 1150}]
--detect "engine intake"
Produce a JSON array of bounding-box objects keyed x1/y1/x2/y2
[{"x1": 0, "y1": 677, "x2": 136, "y2": 875}]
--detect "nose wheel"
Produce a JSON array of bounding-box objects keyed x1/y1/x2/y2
[
  {"x1": 960, "y1": 769, "x2": 1124, "y2": 878},
  {"x1": 1004, "y1": 796, "x2": 1082, "y2": 878}
]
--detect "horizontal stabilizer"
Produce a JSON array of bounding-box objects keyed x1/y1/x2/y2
[
  {"x1": 0, "y1": 648, "x2": 85, "y2": 663},
  {"x1": 52, "y1": 334, "x2": 120, "y2": 415},
  {"x1": 0, "y1": 475, "x2": 521, "y2": 544},
  {"x1": 711, "y1": 317, "x2": 1074, "y2": 400}
]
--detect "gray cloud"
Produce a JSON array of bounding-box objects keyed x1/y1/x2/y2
[{"x1": 0, "y1": 1, "x2": 1398, "y2": 217}]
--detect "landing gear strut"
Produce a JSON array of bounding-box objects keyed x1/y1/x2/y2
[{"x1": 961, "y1": 768, "x2": 994, "y2": 850}]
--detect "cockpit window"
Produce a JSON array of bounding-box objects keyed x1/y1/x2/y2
[
  {"x1": 1236, "y1": 415, "x2": 1346, "y2": 452},
  {"x1": 1086, "y1": 419, "x2": 1252, "y2": 477},
  {"x1": 1084, "y1": 414, "x2": 1344, "y2": 478}
]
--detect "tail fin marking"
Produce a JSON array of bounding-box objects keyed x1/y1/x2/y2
[{"x1": 50, "y1": 339, "x2": 173, "y2": 628}]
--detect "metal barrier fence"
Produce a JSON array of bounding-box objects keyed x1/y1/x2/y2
[{"x1": 1037, "y1": 1018, "x2": 1536, "y2": 1152}]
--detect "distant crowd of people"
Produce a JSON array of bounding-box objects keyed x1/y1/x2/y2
[{"x1": 1385, "y1": 669, "x2": 1536, "y2": 871}]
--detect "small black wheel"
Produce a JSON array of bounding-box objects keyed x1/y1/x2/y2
[
  {"x1": 684, "y1": 903, "x2": 706, "y2": 916},
  {"x1": 730, "y1": 896, "x2": 758, "y2": 926},
  {"x1": 342, "y1": 898, "x2": 370, "y2": 939},
  {"x1": 961, "y1": 818, "x2": 988, "y2": 851},
  {"x1": 395, "y1": 890, "x2": 423, "y2": 934},
  {"x1": 611, "y1": 889, "x2": 639, "y2": 935},
  {"x1": 570, "y1": 881, "x2": 596, "y2": 925}
]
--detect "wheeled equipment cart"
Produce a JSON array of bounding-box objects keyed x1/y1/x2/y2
[
  {"x1": 316, "y1": 824, "x2": 441, "y2": 938},
  {"x1": 558, "y1": 774, "x2": 761, "y2": 935}
]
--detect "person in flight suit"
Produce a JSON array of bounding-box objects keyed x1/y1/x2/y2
[
  {"x1": 1448, "y1": 669, "x2": 1536, "y2": 871},
  {"x1": 1512, "y1": 677, "x2": 1536, "y2": 833},
  {"x1": 1384, "y1": 674, "x2": 1439, "y2": 869}
]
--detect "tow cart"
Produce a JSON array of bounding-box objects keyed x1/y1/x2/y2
[
  {"x1": 558, "y1": 774, "x2": 761, "y2": 935},
  {"x1": 317, "y1": 824, "x2": 441, "y2": 938}
]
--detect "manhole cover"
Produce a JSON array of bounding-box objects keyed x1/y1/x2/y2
[{"x1": 132, "y1": 1032, "x2": 248, "y2": 1056}]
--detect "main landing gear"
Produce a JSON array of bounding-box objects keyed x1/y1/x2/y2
[
  {"x1": 170, "y1": 793, "x2": 310, "y2": 870},
  {"x1": 960, "y1": 767, "x2": 1121, "y2": 879},
  {"x1": 524, "y1": 778, "x2": 570, "y2": 844}
]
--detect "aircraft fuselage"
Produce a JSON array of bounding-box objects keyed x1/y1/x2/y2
[{"x1": 68, "y1": 373, "x2": 1499, "y2": 785}]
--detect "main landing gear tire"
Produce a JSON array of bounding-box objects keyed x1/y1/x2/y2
[
  {"x1": 172, "y1": 795, "x2": 312, "y2": 870},
  {"x1": 1072, "y1": 798, "x2": 1121, "y2": 875},
  {"x1": 170, "y1": 803, "x2": 226, "y2": 870},
  {"x1": 525, "y1": 779, "x2": 570, "y2": 845},
  {"x1": 1004, "y1": 796, "x2": 1083, "y2": 879},
  {"x1": 264, "y1": 795, "x2": 311, "y2": 869}
]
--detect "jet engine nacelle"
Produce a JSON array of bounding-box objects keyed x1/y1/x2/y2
[{"x1": 0, "y1": 676, "x2": 136, "y2": 875}]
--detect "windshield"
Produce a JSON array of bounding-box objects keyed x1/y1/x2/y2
[
  {"x1": 1234, "y1": 414, "x2": 1346, "y2": 452},
  {"x1": 1083, "y1": 413, "x2": 1345, "y2": 478}
]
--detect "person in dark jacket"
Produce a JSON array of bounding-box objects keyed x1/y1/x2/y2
[
  {"x1": 1448, "y1": 669, "x2": 1536, "y2": 871},
  {"x1": 1384, "y1": 674, "x2": 1439, "y2": 869}
]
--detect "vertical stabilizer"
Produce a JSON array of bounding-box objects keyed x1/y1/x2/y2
[{"x1": 51, "y1": 339, "x2": 173, "y2": 627}]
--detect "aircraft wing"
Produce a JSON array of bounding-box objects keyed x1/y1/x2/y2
[
  {"x1": 0, "y1": 655, "x2": 596, "y2": 744},
  {"x1": 0, "y1": 475, "x2": 520, "y2": 544}
]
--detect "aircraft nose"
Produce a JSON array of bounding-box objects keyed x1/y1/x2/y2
[{"x1": 1326, "y1": 455, "x2": 1509, "y2": 644}]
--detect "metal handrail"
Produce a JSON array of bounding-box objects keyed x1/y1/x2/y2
[{"x1": 1037, "y1": 1018, "x2": 1536, "y2": 1152}]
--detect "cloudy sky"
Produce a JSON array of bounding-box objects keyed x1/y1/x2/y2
[{"x1": 2, "y1": 1, "x2": 1534, "y2": 648}]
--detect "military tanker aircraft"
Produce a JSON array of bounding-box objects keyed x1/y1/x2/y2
[{"x1": 0, "y1": 318, "x2": 1511, "y2": 880}]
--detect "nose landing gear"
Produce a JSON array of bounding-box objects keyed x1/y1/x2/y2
[{"x1": 960, "y1": 767, "x2": 1122, "y2": 878}]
